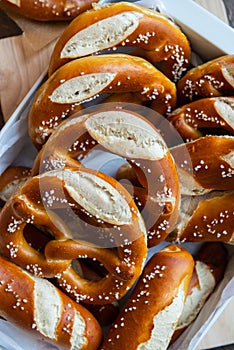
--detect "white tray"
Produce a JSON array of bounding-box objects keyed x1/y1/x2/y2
[{"x1": 0, "y1": 1, "x2": 234, "y2": 350}]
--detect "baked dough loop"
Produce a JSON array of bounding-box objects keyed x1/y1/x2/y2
[
  {"x1": 32, "y1": 105, "x2": 180, "y2": 248},
  {"x1": 0, "y1": 167, "x2": 148, "y2": 304}
]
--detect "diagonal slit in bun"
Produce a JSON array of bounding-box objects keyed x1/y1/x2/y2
[
  {"x1": 33, "y1": 104, "x2": 181, "y2": 247},
  {"x1": 48, "y1": 1, "x2": 191, "y2": 81}
]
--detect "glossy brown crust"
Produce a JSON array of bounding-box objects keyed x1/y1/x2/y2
[
  {"x1": 170, "y1": 135, "x2": 234, "y2": 193},
  {"x1": 177, "y1": 191, "x2": 234, "y2": 244},
  {"x1": 0, "y1": 167, "x2": 147, "y2": 304},
  {"x1": 0, "y1": 0, "x2": 98, "y2": 21},
  {"x1": 28, "y1": 54, "x2": 176, "y2": 150},
  {"x1": 167, "y1": 96, "x2": 234, "y2": 142},
  {"x1": 173, "y1": 242, "x2": 227, "y2": 341},
  {"x1": 100, "y1": 244, "x2": 194, "y2": 350},
  {"x1": 31, "y1": 108, "x2": 180, "y2": 248},
  {"x1": 78, "y1": 257, "x2": 120, "y2": 327},
  {"x1": 48, "y1": 1, "x2": 191, "y2": 81},
  {"x1": 117, "y1": 171, "x2": 180, "y2": 248},
  {"x1": 0, "y1": 178, "x2": 73, "y2": 278},
  {"x1": 0, "y1": 255, "x2": 102, "y2": 350},
  {"x1": 177, "y1": 55, "x2": 234, "y2": 105},
  {"x1": 0, "y1": 166, "x2": 31, "y2": 201}
]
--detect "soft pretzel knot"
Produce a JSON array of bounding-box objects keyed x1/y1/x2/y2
[
  {"x1": 48, "y1": 1, "x2": 191, "y2": 81},
  {"x1": 0, "y1": 167, "x2": 148, "y2": 304},
  {"x1": 28, "y1": 53, "x2": 177, "y2": 150},
  {"x1": 32, "y1": 106, "x2": 180, "y2": 247},
  {"x1": 167, "y1": 96, "x2": 234, "y2": 143},
  {"x1": 177, "y1": 54, "x2": 234, "y2": 105},
  {"x1": 0, "y1": 0, "x2": 98, "y2": 21}
]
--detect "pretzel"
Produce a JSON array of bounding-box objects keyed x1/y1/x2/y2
[
  {"x1": 167, "y1": 96, "x2": 234, "y2": 143},
  {"x1": 71, "y1": 258, "x2": 120, "y2": 326},
  {"x1": 170, "y1": 191, "x2": 234, "y2": 244},
  {"x1": 28, "y1": 54, "x2": 177, "y2": 149},
  {"x1": 177, "y1": 54, "x2": 234, "y2": 105},
  {"x1": 100, "y1": 244, "x2": 194, "y2": 350},
  {"x1": 0, "y1": 255, "x2": 102, "y2": 350},
  {"x1": 48, "y1": 1, "x2": 191, "y2": 82},
  {"x1": 0, "y1": 176, "x2": 73, "y2": 278},
  {"x1": 170, "y1": 135, "x2": 234, "y2": 196},
  {"x1": 172, "y1": 242, "x2": 227, "y2": 342},
  {"x1": 0, "y1": 167, "x2": 148, "y2": 304},
  {"x1": 32, "y1": 107, "x2": 180, "y2": 247},
  {"x1": 0, "y1": 166, "x2": 31, "y2": 203},
  {"x1": 0, "y1": 0, "x2": 98, "y2": 21}
]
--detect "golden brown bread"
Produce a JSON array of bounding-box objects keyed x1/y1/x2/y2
[
  {"x1": 28, "y1": 53, "x2": 177, "y2": 149},
  {"x1": 0, "y1": 0, "x2": 98, "y2": 21},
  {"x1": 170, "y1": 191, "x2": 234, "y2": 244},
  {"x1": 48, "y1": 1, "x2": 191, "y2": 81},
  {"x1": 170, "y1": 135, "x2": 234, "y2": 196},
  {"x1": 100, "y1": 244, "x2": 194, "y2": 350},
  {"x1": 167, "y1": 96, "x2": 234, "y2": 143},
  {"x1": 31, "y1": 107, "x2": 180, "y2": 247},
  {"x1": 0, "y1": 254, "x2": 102, "y2": 350},
  {"x1": 0, "y1": 167, "x2": 148, "y2": 304},
  {"x1": 177, "y1": 54, "x2": 234, "y2": 105}
]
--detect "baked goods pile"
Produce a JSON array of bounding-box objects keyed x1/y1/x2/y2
[
  {"x1": 0, "y1": 0, "x2": 99, "y2": 21},
  {"x1": 0, "y1": 2, "x2": 233, "y2": 349}
]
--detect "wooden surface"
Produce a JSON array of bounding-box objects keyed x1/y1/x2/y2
[{"x1": 0, "y1": 1, "x2": 233, "y2": 349}]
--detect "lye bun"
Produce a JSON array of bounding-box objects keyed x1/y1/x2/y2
[
  {"x1": 170, "y1": 135, "x2": 234, "y2": 196},
  {"x1": 167, "y1": 97, "x2": 234, "y2": 142},
  {"x1": 100, "y1": 244, "x2": 194, "y2": 350},
  {"x1": 28, "y1": 54, "x2": 176, "y2": 149},
  {"x1": 177, "y1": 54, "x2": 234, "y2": 104},
  {"x1": 170, "y1": 191, "x2": 234, "y2": 244},
  {"x1": 48, "y1": 1, "x2": 191, "y2": 81},
  {"x1": 0, "y1": 254, "x2": 102, "y2": 350}
]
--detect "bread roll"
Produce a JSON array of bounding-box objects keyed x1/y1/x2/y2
[
  {"x1": 100, "y1": 244, "x2": 194, "y2": 350},
  {"x1": 167, "y1": 96, "x2": 234, "y2": 142},
  {"x1": 0, "y1": 254, "x2": 102, "y2": 350},
  {"x1": 169, "y1": 191, "x2": 234, "y2": 244},
  {"x1": 48, "y1": 1, "x2": 191, "y2": 81},
  {"x1": 170, "y1": 135, "x2": 234, "y2": 196},
  {"x1": 177, "y1": 54, "x2": 234, "y2": 104},
  {"x1": 28, "y1": 54, "x2": 176, "y2": 149}
]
